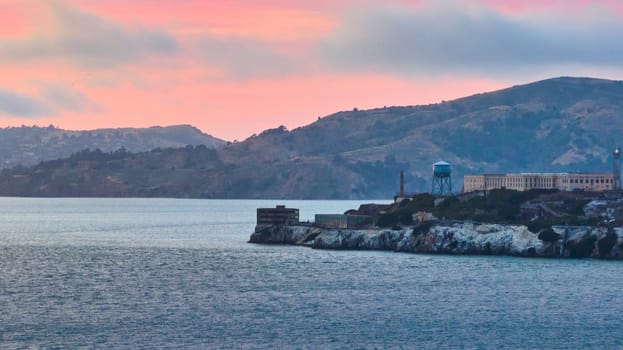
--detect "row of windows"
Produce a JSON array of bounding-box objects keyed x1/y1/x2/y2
[
  {"x1": 465, "y1": 175, "x2": 614, "y2": 191},
  {"x1": 565, "y1": 178, "x2": 612, "y2": 184}
]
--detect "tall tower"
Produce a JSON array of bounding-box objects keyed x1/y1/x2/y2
[
  {"x1": 432, "y1": 161, "x2": 452, "y2": 195},
  {"x1": 614, "y1": 147, "x2": 621, "y2": 191},
  {"x1": 399, "y1": 171, "x2": 405, "y2": 196}
]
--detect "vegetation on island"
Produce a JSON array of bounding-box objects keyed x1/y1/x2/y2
[{"x1": 375, "y1": 189, "x2": 602, "y2": 231}]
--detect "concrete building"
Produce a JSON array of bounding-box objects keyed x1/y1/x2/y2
[
  {"x1": 463, "y1": 173, "x2": 615, "y2": 193},
  {"x1": 257, "y1": 205, "x2": 299, "y2": 225},
  {"x1": 314, "y1": 214, "x2": 371, "y2": 229}
]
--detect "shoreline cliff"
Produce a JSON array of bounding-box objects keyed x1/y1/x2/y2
[{"x1": 249, "y1": 222, "x2": 623, "y2": 259}]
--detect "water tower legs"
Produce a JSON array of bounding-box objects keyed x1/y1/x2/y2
[{"x1": 432, "y1": 176, "x2": 452, "y2": 195}]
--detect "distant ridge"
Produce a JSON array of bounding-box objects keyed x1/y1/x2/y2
[
  {"x1": 1, "y1": 76, "x2": 623, "y2": 199},
  {"x1": 0, "y1": 124, "x2": 225, "y2": 169}
]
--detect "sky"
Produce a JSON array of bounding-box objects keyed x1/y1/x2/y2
[{"x1": 0, "y1": 0, "x2": 622, "y2": 141}]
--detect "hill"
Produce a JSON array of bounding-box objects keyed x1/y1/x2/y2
[
  {"x1": 0, "y1": 124, "x2": 225, "y2": 169},
  {"x1": 1, "y1": 77, "x2": 622, "y2": 198}
]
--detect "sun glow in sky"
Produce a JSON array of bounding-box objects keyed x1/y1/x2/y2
[{"x1": 0, "y1": 0, "x2": 622, "y2": 140}]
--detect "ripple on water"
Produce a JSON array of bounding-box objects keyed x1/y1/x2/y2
[{"x1": 0, "y1": 198, "x2": 623, "y2": 349}]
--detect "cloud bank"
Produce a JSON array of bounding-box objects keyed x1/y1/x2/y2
[
  {"x1": 1, "y1": 0, "x2": 623, "y2": 139},
  {"x1": 4, "y1": 1, "x2": 621, "y2": 79},
  {"x1": 39, "y1": 82, "x2": 98, "y2": 113},
  {"x1": 0, "y1": 83, "x2": 97, "y2": 118},
  {"x1": 0, "y1": 3, "x2": 178, "y2": 67},
  {"x1": 0, "y1": 89, "x2": 48, "y2": 117},
  {"x1": 317, "y1": 2, "x2": 623, "y2": 76}
]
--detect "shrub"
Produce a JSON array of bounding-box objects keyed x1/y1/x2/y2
[
  {"x1": 377, "y1": 212, "x2": 399, "y2": 228},
  {"x1": 537, "y1": 228, "x2": 560, "y2": 243}
]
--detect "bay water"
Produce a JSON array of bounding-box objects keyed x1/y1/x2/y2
[{"x1": 0, "y1": 198, "x2": 622, "y2": 349}]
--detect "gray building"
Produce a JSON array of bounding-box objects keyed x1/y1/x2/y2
[
  {"x1": 314, "y1": 214, "x2": 371, "y2": 229},
  {"x1": 257, "y1": 205, "x2": 299, "y2": 225}
]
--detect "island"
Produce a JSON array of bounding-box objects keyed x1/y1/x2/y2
[{"x1": 249, "y1": 189, "x2": 623, "y2": 259}]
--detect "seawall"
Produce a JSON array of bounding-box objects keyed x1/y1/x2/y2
[{"x1": 249, "y1": 222, "x2": 623, "y2": 259}]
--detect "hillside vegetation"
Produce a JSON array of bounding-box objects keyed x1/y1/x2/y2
[
  {"x1": 0, "y1": 124, "x2": 224, "y2": 169},
  {"x1": 1, "y1": 77, "x2": 622, "y2": 198}
]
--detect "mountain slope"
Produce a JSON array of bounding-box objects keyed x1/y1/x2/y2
[
  {"x1": 1, "y1": 77, "x2": 622, "y2": 199},
  {"x1": 0, "y1": 124, "x2": 225, "y2": 169},
  {"x1": 218, "y1": 77, "x2": 623, "y2": 195}
]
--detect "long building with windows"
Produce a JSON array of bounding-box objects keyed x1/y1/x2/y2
[
  {"x1": 256, "y1": 205, "x2": 299, "y2": 225},
  {"x1": 463, "y1": 172, "x2": 615, "y2": 193}
]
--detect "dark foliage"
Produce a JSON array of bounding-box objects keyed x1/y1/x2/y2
[
  {"x1": 568, "y1": 235, "x2": 597, "y2": 258},
  {"x1": 374, "y1": 188, "x2": 600, "y2": 230},
  {"x1": 597, "y1": 231, "x2": 618, "y2": 257},
  {"x1": 377, "y1": 212, "x2": 399, "y2": 228},
  {"x1": 538, "y1": 229, "x2": 561, "y2": 243}
]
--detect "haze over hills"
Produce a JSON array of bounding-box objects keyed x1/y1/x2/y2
[
  {"x1": 0, "y1": 125, "x2": 225, "y2": 169},
  {"x1": 1, "y1": 77, "x2": 622, "y2": 199}
]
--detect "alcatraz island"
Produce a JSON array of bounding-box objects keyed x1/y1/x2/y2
[{"x1": 250, "y1": 148, "x2": 623, "y2": 259}]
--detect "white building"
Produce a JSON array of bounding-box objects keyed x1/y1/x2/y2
[{"x1": 463, "y1": 172, "x2": 615, "y2": 193}]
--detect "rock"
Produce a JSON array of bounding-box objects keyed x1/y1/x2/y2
[
  {"x1": 567, "y1": 233, "x2": 597, "y2": 258},
  {"x1": 249, "y1": 223, "x2": 623, "y2": 259},
  {"x1": 249, "y1": 224, "x2": 319, "y2": 245},
  {"x1": 597, "y1": 231, "x2": 618, "y2": 258}
]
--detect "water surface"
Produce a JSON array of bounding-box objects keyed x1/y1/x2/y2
[{"x1": 0, "y1": 198, "x2": 621, "y2": 349}]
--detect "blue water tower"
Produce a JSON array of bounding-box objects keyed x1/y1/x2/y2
[{"x1": 432, "y1": 161, "x2": 452, "y2": 195}]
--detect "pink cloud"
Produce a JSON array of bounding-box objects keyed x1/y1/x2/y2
[
  {"x1": 0, "y1": 65, "x2": 508, "y2": 140},
  {"x1": 0, "y1": 0, "x2": 622, "y2": 142},
  {"x1": 79, "y1": 0, "x2": 336, "y2": 42}
]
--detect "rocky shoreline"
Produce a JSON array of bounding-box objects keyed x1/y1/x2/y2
[{"x1": 249, "y1": 222, "x2": 623, "y2": 259}]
